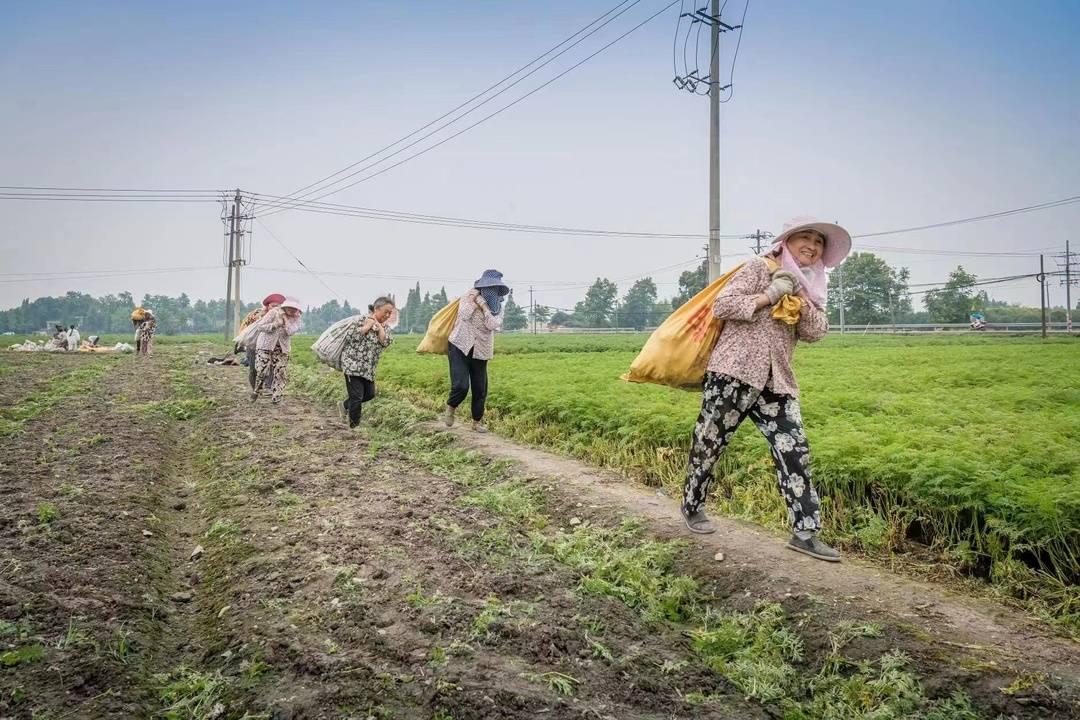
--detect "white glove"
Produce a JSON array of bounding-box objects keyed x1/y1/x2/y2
[
  {"x1": 766, "y1": 275, "x2": 796, "y2": 304},
  {"x1": 772, "y1": 269, "x2": 802, "y2": 294}
]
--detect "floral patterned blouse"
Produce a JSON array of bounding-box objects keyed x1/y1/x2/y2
[
  {"x1": 448, "y1": 290, "x2": 502, "y2": 360},
  {"x1": 706, "y1": 257, "x2": 828, "y2": 397},
  {"x1": 254, "y1": 308, "x2": 303, "y2": 353},
  {"x1": 340, "y1": 315, "x2": 394, "y2": 380}
]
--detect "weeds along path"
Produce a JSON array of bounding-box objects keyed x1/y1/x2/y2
[
  {"x1": 185, "y1": 352, "x2": 1074, "y2": 719},
  {"x1": 0, "y1": 350, "x2": 216, "y2": 718},
  {"x1": 442, "y1": 421, "x2": 1080, "y2": 680}
]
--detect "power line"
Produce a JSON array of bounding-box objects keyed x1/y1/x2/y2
[
  {"x1": 247, "y1": 256, "x2": 706, "y2": 289},
  {"x1": 857, "y1": 243, "x2": 1048, "y2": 258},
  {"x1": 0, "y1": 194, "x2": 223, "y2": 203},
  {"x1": 718, "y1": 0, "x2": 749, "y2": 103},
  {"x1": 851, "y1": 194, "x2": 1080, "y2": 239},
  {"x1": 0, "y1": 185, "x2": 225, "y2": 193},
  {"x1": 265, "y1": 0, "x2": 644, "y2": 213},
  {"x1": 260, "y1": 0, "x2": 683, "y2": 214},
  {"x1": 247, "y1": 190, "x2": 746, "y2": 239},
  {"x1": 0, "y1": 267, "x2": 218, "y2": 284},
  {"x1": 254, "y1": 217, "x2": 344, "y2": 302}
]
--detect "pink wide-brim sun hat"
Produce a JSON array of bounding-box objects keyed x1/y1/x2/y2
[
  {"x1": 279, "y1": 297, "x2": 303, "y2": 313},
  {"x1": 774, "y1": 216, "x2": 852, "y2": 268}
]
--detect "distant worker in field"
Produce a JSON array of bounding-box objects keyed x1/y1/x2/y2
[
  {"x1": 250, "y1": 297, "x2": 303, "y2": 404},
  {"x1": 443, "y1": 269, "x2": 508, "y2": 433},
  {"x1": 66, "y1": 325, "x2": 80, "y2": 352},
  {"x1": 135, "y1": 310, "x2": 157, "y2": 356},
  {"x1": 338, "y1": 297, "x2": 396, "y2": 429},
  {"x1": 238, "y1": 293, "x2": 285, "y2": 391},
  {"x1": 681, "y1": 217, "x2": 852, "y2": 563}
]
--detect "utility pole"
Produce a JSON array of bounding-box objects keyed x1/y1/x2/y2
[
  {"x1": 529, "y1": 285, "x2": 535, "y2": 334},
  {"x1": 748, "y1": 229, "x2": 773, "y2": 255},
  {"x1": 707, "y1": 0, "x2": 722, "y2": 282},
  {"x1": 1039, "y1": 254, "x2": 1047, "y2": 339},
  {"x1": 1067, "y1": 239, "x2": 1073, "y2": 334},
  {"x1": 836, "y1": 219, "x2": 846, "y2": 335},
  {"x1": 836, "y1": 264, "x2": 846, "y2": 334},
  {"x1": 673, "y1": 2, "x2": 739, "y2": 282},
  {"x1": 231, "y1": 189, "x2": 243, "y2": 337},
  {"x1": 224, "y1": 193, "x2": 237, "y2": 343},
  {"x1": 1054, "y1": 239, "x2": 1077, "y2": 334}
]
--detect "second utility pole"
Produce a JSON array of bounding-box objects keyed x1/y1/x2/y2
[{"x1": 707, "y1": 0, "x2": 722, "y2": 282}]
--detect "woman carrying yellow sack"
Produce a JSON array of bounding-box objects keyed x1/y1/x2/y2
[
  {"x1": 443, "y1": 269, "x2": 508, "y2": 433},
  {"x1": 681, "y1": 217, "x2": 851, "y2": 563}
]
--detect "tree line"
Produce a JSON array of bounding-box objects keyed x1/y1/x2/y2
[{"x1": 2, "y1": 253, "x2": 1072, "y2": 335}]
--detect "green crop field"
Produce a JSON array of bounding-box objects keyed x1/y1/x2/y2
[
  {"x1": 13, "y1": 331, "x2": 1075, "y2": 624},
  {"x1": 291, "y1": 332, "x2": 1080, "y2": 626}
]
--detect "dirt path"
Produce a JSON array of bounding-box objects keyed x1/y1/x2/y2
[{"x1": 443, "y1": 422, "x2": 1080, "y2": 685}]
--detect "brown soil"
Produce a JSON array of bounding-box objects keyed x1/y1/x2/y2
[{"x1": 1, "y1": 344, "x2": 1077, "y2": 720}]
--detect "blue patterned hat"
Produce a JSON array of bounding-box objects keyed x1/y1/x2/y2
[{"x1": 474, "y1": 269, "x2": 510, "y2": 296}]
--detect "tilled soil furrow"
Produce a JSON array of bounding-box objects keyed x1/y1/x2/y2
[
  {"x1": 0, "y1": 353, "x2": 205, "y2": 718},
  {"x1": 175, "y1": 357, "x2": 763, "y2": 719}
]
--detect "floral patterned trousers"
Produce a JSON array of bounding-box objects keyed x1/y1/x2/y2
[
  {"x1": 683, "y1": 372, "x2": 821, "y2": 534},
  {"x1": 254, "y1": 348, "x2": 289, "y2": 403}
]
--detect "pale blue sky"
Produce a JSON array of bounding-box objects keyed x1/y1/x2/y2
[{"x1": 2, "y1": 0, "x2": 1078, "y2": 311}]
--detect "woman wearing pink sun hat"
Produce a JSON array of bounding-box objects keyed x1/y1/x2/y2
[
  {"x1": 680, "y1": 216, "x2": 852, "y2": 563},
  {"x1": 250, "y1": 296, "x2": 303, "y2": 404}
]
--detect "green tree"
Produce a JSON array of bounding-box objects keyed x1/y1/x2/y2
[
  {"x1": 620, "y1": 278, "x2": 658, "y2": 330},
  {"x1": 574, "y1": 278, "x2": 618, "y2": 327},
  {"x1": 923, "y1": 266, "x2": 982, "y2": 323},
  {"x1": 672, "y1": 258, "x2": 707, "y2": 308},
  {"x1": 827, "y1": 252, "x2": 912, "y2": 326},
  {"x1": 529, "y1": 304, "x2": 551, "y2": 331},
  {"x1": 502, "y1": 292, "x2": 528, "y2": 331},
  {"x1": 549, "y1": 310, "x2": 575, "y2": 327}
]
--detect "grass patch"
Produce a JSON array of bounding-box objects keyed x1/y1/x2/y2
[
  {"x1": 289, "y1": 333, "x2": 1080, "y2": 630},
  {"x1": 0, "y1": 363, "x2": 113, "y2": 436},
  {"x1": 0, "y1": 644, "x2": 45, "y2": 667},
  {"x1": 36, "y1": 502, "x2": 58, "y2": 525},
  {"x1": 544, "y1": 520, "x2": 699, "y2": 623}
]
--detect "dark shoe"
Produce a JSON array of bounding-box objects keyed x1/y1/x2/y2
[
  {"x1": 443, "y1": 405, "x2": 456, "y2": 427},
  {"x1": 472, "y1": 421, "x2": 489, "y2": 434},
  {"x1": 787, "y1": 534, "x2": 841, "y2": 562},
  {"x1": 681, "y1": 507, "x2": 716, "y2": 534}
]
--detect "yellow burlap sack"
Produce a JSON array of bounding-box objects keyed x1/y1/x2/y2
[
  {"x1": 416, "y1": 301, "x2": 460, "y2": 355},
  {"x1": 771, "y1": 294, "x2": 802, "y2": 325},
  {"x1": 131, "y1": 307, "x2": 148, "y2": 322},
  {"x1": 622, "y1": 258, "x2": 800, "y2": 389}
]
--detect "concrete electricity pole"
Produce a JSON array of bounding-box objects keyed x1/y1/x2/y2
[
  {"x1": 1055, "y1": 239, "x2": 1077, "y2": 334},
  {"x1": 231, "y1": 189, "x2": 243, "y2": 336},
  {"x1": 707, "y1": 0, "x2": 722, "y2": 282},
  {"x1": 224, "y1": 194, "x2": 237, "y2": 343}
]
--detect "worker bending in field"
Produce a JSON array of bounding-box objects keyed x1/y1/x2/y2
[
  {"x1": 681, "y1": 217, "x2": 852, "y2": 563},
  {"x1": 444, "y1": 269, "x2": 508, "y2": 434}
]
